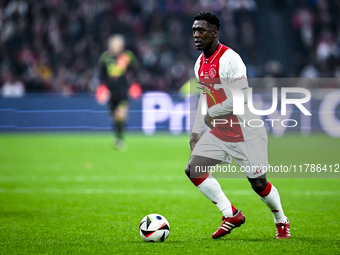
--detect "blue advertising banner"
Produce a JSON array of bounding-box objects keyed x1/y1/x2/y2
[{"x1": 0, "y1": 90, "x2": 340, "y2": 137}]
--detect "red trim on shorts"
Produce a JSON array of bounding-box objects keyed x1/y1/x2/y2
[
  {"x1": 257, "y1": 181, "x2": 272, "y2": 197},
  {"x1": 190, "y1": 172, "x2": 209, "y2": 186}
]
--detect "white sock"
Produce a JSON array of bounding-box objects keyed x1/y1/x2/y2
[
  {"x1": 260, "y1": 183, "x2": 286, "y2": 223},
  {"x1": 196, "y1": 174, "x2": 233, "y2": 217}
]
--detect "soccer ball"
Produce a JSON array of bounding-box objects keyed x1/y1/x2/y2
[{"x1": 139, "y1": 213, "x2": 170, "y2": 242}]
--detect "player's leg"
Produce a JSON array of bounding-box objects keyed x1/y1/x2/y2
[
  {"x1": 185, "y1": 155, "x2": 238, "y2": 216},
  {"x1": 186, "y1": 132, "x2": 245, "y2": 238},
  {"x1": 108, "y1": 94, "x2": 119, "y2": 145},
  {"x1": 247, "y1": 174, "x2": 286, "y2": 223},
  {"x1": 109, "y1": 100, "x2": 118, "y2": 144},
  {"x1": 113, "y1": 100, "x2": 129, "y2": 149},
  {"x1": 234, "y1": 133, "x2": 290, "y2": 239},
  {"x1": 247, "y1": 174, "x2": 290, "y2": 239}
]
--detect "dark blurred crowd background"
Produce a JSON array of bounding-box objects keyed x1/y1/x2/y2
[{"x1": 1, "y1": 0, "x2": 340, "y2": 97}]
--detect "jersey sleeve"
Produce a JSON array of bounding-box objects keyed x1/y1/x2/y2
[
  {"x1": 192, "y1": 91, "x2": 207, "y2": 134},
  {"x1": 222, "y1": 49, "x2": 248, "y2": 89},
  {"x1": 125, "y1": 50, "x2": 139, "y2": 78},
  {"x1": 125, "y1": 50, "x2": 137, "y2": 66},
  {"x1": 97, "y1": 52, "x2": 109, "y2": 83},
  {"x1": 191, "y1": 54, "x2": 206, "y2": 134},
  {"x1": 194, "y1": 54, "x2": 202, "y2": 80}
]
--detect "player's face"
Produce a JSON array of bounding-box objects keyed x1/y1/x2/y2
[
  {"x1": 192, "y1": 20, "x2": 217, "y2": 51},
  {"x1": 109, "y1": 37, "x2": 125, "y2": 55}
]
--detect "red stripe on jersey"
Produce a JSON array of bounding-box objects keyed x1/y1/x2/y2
[
  {"x1": 197, "y1": 44, "x2": 245, "y2": 142},
  {"x1": 258, "y1": 182, "x2": 272, "y2": 197}
]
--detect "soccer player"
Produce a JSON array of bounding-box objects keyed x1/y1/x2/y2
[
  {"x1": 97, "y1": 34, "x2": 136, "y2": 149},
  {"x1": 186, "y1": 12, "x2": 290, "y2": 239}
]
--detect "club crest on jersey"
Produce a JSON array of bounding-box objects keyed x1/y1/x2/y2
[{"x1": 209, "y1": 68, "x2": 217, "y2": 78}]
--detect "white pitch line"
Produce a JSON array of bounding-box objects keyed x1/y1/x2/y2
[
  {"x1": 0, "y1": 188, "x2": 338, "y2": 196},
  {"x1": 0, "y1": 188, "x2": 190, "y2": 195},
  {"x1": 0, "y1": 175, "x2": 186, "y2": 182},
  {"x1": 2, "y1": 175, "x2": 339, "y2": 183}
]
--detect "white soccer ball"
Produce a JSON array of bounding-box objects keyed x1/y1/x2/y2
[{"x1": 139, "y1": 213, "x2": 170, "y2": 242}]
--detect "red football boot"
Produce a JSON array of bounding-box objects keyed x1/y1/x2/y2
[
  {"x1": 276, "y1": 218, "x2": 291, "y2": 239},
  {"x1": 212, "y1": 210, "x2": 246, "y2": 239}
]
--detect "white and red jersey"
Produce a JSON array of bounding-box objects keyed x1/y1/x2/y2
[{"x1": 192, "y1": 43, "x2": 266, "y2": 142}]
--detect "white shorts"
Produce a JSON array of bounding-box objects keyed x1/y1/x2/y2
[{"x1": 191, "y1": 131, "x2": 268, "y2": 178}]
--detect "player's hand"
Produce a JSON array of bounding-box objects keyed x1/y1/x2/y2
[
  {"x1": 204, "y1": 113, "x2": 214, "y2": 129},
  {"x1": 189, "y1": 133, "x2": 201, "y2": 151}
]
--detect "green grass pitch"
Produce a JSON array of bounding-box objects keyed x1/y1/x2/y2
[{"x1": 0, "y1": 133, "x2": 339, "y2": 254}]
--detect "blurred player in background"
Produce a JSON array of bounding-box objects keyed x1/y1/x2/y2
[
  {"x1": 186, "y1": 12, "x2": 290, "y2": 239},
  {"x1": 97, "y1": 34, "x2": 136, "y2": 149}
]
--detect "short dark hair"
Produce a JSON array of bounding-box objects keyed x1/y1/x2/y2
[{"x1": 193, "y1": 11, "x2": 220, "y2": 30}]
